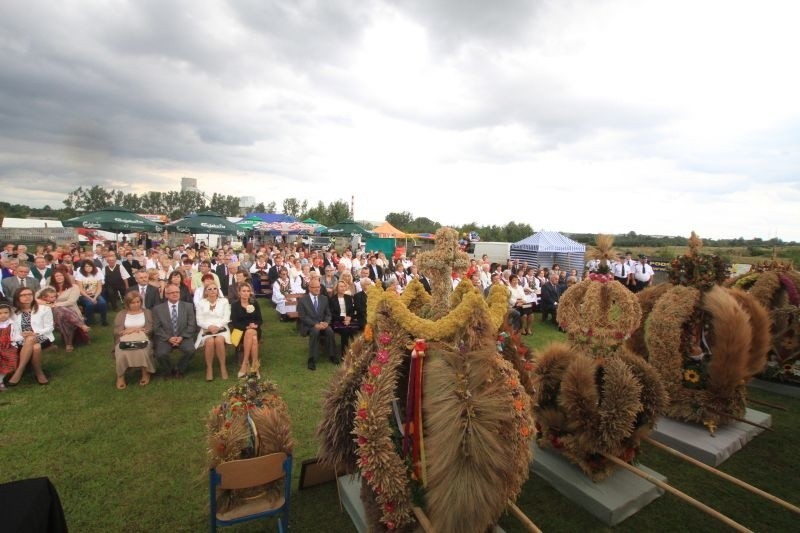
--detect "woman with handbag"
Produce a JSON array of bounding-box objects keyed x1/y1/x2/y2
[
  {"x1": 5, "y1": 287, "x2": 54, "y2": 386},
  {"x1": 195, "y1": 281, "x2": 231, "y2": 381},
  {"x1": 113, "y1": 291, "x2": 156, "y2": 389}
]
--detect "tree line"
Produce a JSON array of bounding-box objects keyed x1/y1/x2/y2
[{"x1": 0, "y1": 186, "x2": 795, "y2": 248}]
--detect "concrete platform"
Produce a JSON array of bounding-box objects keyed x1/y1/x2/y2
[
  {"x1": 337, "y1": 475, "x2": 506, "y2": 532},
  {"x1": 650, "y1": 408, "x2": 772, "y2": 466},
  {"x1": 748, "y1": 378, "x2": 800, "y2": 398},
  {"x1": 531, "y1": 443, "x2": 666, "y2": 526}
]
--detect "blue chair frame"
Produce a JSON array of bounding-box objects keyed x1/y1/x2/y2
[{"x1": 209, "y1": 452, "x2": 292, "y2": 533}]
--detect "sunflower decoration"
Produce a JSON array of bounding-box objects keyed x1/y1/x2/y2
[
  {"x1": 726, "y1": 261, "x2": 800, "y2": 384},
  {"x1": 317, "y1": 227, "x2": 534, "y2": 532},
  {"x1": 206, "y1": 373, "x2": 293, "y2": 512}
]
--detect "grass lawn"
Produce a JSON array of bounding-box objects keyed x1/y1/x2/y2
[{"x1": 1, "y1": 301, "x2": 798, "y2": 532}]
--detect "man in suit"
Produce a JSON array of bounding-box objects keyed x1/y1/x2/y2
[
  {"x1": 297, "y1": 278, "x2": 337, "y2": 370},
  {"x1": 126, "y1": 271, "x2": 160, "y2": 309},
  {"x1": 214, "y1": 255, "x2": 234, "y2": 297},
  {"x1": 353, "y1": 277, "x2": 370, "y2": 330},
  {"x1": 367, "y1": 254, "x2": 383, "y2": 283},
  {"x1": 540, "y1": 273, "x2": 562, "y2": 326},
  {"x1": 1, "y1": 263, "x2": 36, "y2": 300},
  {"x1": 151, "y1": 284, "x2": 198, "y2": 378}
]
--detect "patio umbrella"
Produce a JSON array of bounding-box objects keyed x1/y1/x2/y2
[
  {"x1": 166, "y1": 211, "x2": 245, "y2": 236},
  {"x1": 252, "y1": 221, "x2": 316, "y2": 234},
  {"x1": 302, "y1": 218, "x2": 328, "y2": 234},
  {"x1": 63, "y1": 206, "x2": 164, "y2": 233}
]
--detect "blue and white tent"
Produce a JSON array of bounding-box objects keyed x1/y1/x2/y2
[{"x1": 510, "y1": 232, "x2": 586, "y2": 274}]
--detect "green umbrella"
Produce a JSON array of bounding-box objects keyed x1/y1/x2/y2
[
  {"x1": 63, "y1": 206, "x2": 164, "y2": 233},
  {"x1": 322, "y1": 219, "x2": 373, "y2": 236},
  {"x1": 302, "y1": 218, "x2": 328, "y2": 234},
  {"x1": 166, "y1": 211, "x2": 244, "y2": 237}
]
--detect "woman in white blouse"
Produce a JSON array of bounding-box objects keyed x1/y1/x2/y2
[
  {"x1": 271, "y1": 268, "x2": 298, "y2": 320},
  {"x1": 508, "y1": 274, "x2": 534, "y2": 336},
  {"x1": 195, "y1": 281, "x2": 231, "y2": 381},
  {"x1": 6, "y1": 286, "x2": 54, "y2": 386}
]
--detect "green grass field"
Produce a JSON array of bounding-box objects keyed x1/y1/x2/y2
[{"x1": 1, "y1": 301, "x2": 798, "y2": 532}]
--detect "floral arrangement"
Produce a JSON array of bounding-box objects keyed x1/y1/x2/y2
[
  {"x1": 207, "y1": 373, "x2": 293, "y2": 511},
  {"x1": 668, "y1": 232, "x2": 727, "y2": 290},
  {"x1": 643, "y1": 285, "x2": 770, "y2": 429},
  {"x1": 727, "y1": 262, "x2": 800, "y2": 384},
  {"x1": 317, "y1": 227, "x2": 534, "y2": 532}
]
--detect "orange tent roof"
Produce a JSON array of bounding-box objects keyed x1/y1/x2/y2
[{"x1": 371, "y1": 221, "x2": 408, "y2": 238}]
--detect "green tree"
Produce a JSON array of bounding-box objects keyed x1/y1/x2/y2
[
  {"x1": 327, "y1": 200, "x2": 351, "y2": 226},
  {"x1": 209, "y1": 193, "x2": 240, "y2": 217},
  {"x1": 282, "y1": 197, "x2": 306, "y2": 218},
  {"x1": 386, "y1": 211, "x2": 414, "y2": 230},
  {"x1": 265, "y1": 201, "x2": 277, "y2": 214},
  {"x1": 304, "y1": 201, "x2": 327, "y2": 224},
  {"x1": 63, "y1": 185, "x2": 112, "y2": 211}
]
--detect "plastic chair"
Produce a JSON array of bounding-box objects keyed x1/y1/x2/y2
[{"x1": 209, "y1": 452, "x2": 292, "y2": 533}]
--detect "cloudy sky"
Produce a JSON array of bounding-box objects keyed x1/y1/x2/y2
[{"x1": 1, "y1": 0, "x2": 798, "y2": 240}]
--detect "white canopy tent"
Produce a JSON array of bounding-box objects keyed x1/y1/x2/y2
[{"x1": 510, "y1": 231, "x2": 586, "y2": 274}]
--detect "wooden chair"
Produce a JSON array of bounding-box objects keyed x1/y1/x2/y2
[{"x1": 209, "y1": 452, "x2": 292, "y2": 533}]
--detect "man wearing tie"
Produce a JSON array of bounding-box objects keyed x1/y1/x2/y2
[
  {"x1": 297, "y1": 278, "x2": 337, "y2": 370},
  {"x1": 126, "y1": 271, "x2": 160, "y2": 309},
  {"x1": 151, "y1": 285, "x2": 197, "y2": 378},
  {"x1": 2, "y1": 263, "x2": 35, "y2": 300}
]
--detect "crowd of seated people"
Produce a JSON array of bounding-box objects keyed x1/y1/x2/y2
[{"x1": 0, "y1": 238, "x2": 580, "y2": 386}]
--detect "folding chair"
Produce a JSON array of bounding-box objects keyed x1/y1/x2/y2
[{"x1": 209, "y1": 452, "x2": 292, "y2": 533}]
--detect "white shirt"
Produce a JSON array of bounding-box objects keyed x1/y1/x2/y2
[{"x1": 634, "y1": 262, "x2": 654, "y2": 281}]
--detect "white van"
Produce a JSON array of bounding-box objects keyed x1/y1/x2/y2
[{"x1": 469, "y1": 242, "x2": 511, "y2": 264}]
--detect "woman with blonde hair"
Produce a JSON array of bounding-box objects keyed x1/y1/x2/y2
[
  {"x1": 195, "y1": 281, "x2": 231, "y2": 381},
  {"x1": 230, "y1": 282, "x2": 263, "y2": 377}
]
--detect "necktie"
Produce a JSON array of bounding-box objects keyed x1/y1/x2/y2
[
  {"x1": 140, "y1": 286, "x2": 146, "y2": 299},
  {"x1": 171, "y1": 304, "x2": 178, "y2": 335},
  {"x1": 621, "y1": 263, "x2": 625, "y2": 277},
  {"x1": 313, "y1": 296, "x2": 318, "y2": 313}
]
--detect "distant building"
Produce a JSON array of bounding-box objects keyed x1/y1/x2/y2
[{"x1": 181, "y1": 177, "x2": 198, "y2": 192}]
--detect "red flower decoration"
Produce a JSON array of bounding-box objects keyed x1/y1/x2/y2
[
  {"x1": 378, "y1": 332, "x2": 392, "y2": 345},
  {"x1": 357, "y1": 436, "x2": 367, "y2": 445},
  {"x1": 386, "y1": 521, "x2": 395, "y2": 530},
  {"x1": 369, "y1": 365, "x2": 382, "y2": 377},
  {"x1": 363, "y1": 470, "x2": 373, "y2": 481},
  {"x1": 361, "y1": 383, "x2": 375, "y2": 395},
  {"x1": 376, "y1": 349, "x2": 390, "y2": 364},
  {"x1": 414, "y1": 339, "x2": 427, "y2": 352},
  {"x1": 357, "y1": 408, "x2": 368, "y2": 419},
  {"x1": 613, "y1": 331, "x2": 625, "y2": 340},
  {"x1": 524, "y1": 362, "x2": 533, "y2": 371}
]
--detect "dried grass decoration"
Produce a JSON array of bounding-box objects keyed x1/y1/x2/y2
[
  {"x1": 317, "y1": 227, "x2": 534, "y2": 532},
  {"x1": 631, "y1": 234, "x2": 772, "y2": 431},
  {"x1": 206, "y1": 373, "x2": 294, "y2": 512},
  {"x1": 726, "y1": 261, "x2": 800, "y2": 384},
  {"x1": 532, "y1": 231, "x2": 667, "y2": 479}
]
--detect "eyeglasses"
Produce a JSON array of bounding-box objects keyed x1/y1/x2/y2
[{"x1": 206, "y1": 287, "x2": 218, "y2": 291}]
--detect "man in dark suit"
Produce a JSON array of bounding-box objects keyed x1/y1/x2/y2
[
  {"x1": 266, "y1": 254, "x2": 284, "y2": 285},
  {"x1": 367, "y1": 255, "x2": 383, "y2": 283},
  {"x1": 297, "y1": 278, "x2": 337, "y2": 370},
  {"x1": 353, "y1": 277, "x2": 370, "y2": 330},
  {"x1": 214, "y1": 255, "x2": 234, "y2": 297},
  {"x1": 540, "y1": 273, "x2": 562, "y2": 326},
  {"x1": 151, "y1": 284, "x2": 198, "y2": 377},
  {"x1": 126, "y1": 271, "x2": 160, "y2": 309},
  {"x1": 1, "y1": 263, "x2": 36, "y2": 300}
]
